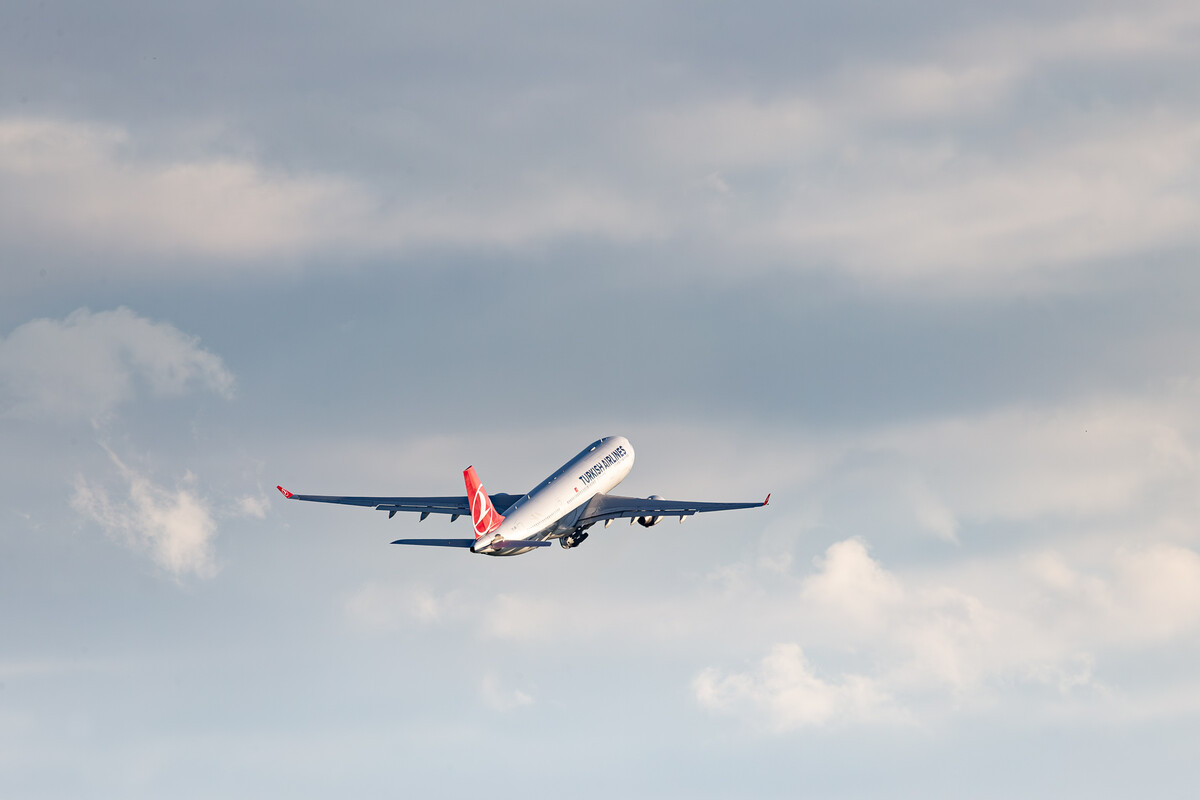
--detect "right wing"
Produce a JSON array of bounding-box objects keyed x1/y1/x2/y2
[
  {"x1": 575, "y1": 493, "x2": 770, "y2": 526},
  {"x1": 276, "y1": 486, "x2": 523, "y2": 520}
]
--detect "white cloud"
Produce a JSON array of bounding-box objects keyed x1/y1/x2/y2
[
  {"x1": 848, "y1": 62, "x2": 1019, "y2": 120},
  {"x1": 1026, "y1": 544, "x2": 1200, "y2": 646},
  {"x1": 0, "y1": 307, "x2": 234, "y2": 422},
  {"x1": 234, "y1": 494, "x2": 270, "y2": 519},
  {"x1": 72, "y1": 449, "x2": 219, "y2": 579},
  {"x1": 0, "y1": 118, "x2": 662, "y2": 264},
  {"x1": 764, "y1": 115, "x2": 1200, "y2": 289},
  {"x1": 0, "y1": 118, "x2": 372, "y2": 260},
  {"x1": 480, "y1": 593, "x2": 546, "y2": 641},
  {"x1": 691, "y1": 388, "x2": 1200, "y2": 725},
  {"x1": 798, "y1": 540, "x2": 1002, "y2": 694},
  {"x1": 636, "y1": 3, "x2": 1200, "y2": 293},
  {"x1": 1113, "y1": 545, "x2": 1200, "y2": 640},
  {"x1": 695, "y1": 531, "x2": 1200, "y2": 731},
  {"x1": 648, "y1": 98, "x2": 1200, "y2": 292},
  {"x1": 344, "y1": 583, "x2": 454, "y2": 630},
  {"x1": 962, "y1": 2, "x2": 1200, "y2": 66},
  {"x1": 479, "y1": 674, "x2": 534, "y2": 712},
  {"x1": 908, "y1": 479, "x2": 959, "y2": 544},
  {"x1": 800, "y1": 539, "x2": 905, "y2": 629},
  {"x1": 694, "y1": 643, "x2": 900, "y2": 731},
  {"x1": 868, "y1": 395, "x2": 1200, "y2": 525}
]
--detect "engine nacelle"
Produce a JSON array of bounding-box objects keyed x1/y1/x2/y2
[{"x1": 637, "y1": 495, "x2": 665, "y2": 528}]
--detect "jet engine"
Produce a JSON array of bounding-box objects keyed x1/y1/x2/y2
[{"x1": 636, "y1": 495, "x2": 665, "y2": 528}]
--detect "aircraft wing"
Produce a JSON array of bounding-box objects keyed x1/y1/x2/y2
[
  {"x1": 276, "y1": 486, "x2": 523, "y2": 519},
  {"x1": 576, "y1": 493, "x2": 769, "y2": 525}
]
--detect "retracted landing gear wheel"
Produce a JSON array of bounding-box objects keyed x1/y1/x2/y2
[{"x1": 559, "y1": 531, "x2": 590, "y2": 549}]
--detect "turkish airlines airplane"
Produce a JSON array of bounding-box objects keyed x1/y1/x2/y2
[{"x1": 277, "y1": 436, "x2": 768, "y2": 556}]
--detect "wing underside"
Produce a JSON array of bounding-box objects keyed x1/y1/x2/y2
[
  {"x1": 276, "y1": 488, "x2": 523, "y2": 519},
  {"x1": 576, "y1": 493, "x2": 769, "y2": 526}
]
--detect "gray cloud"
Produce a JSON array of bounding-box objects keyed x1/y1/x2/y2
[
  {"x1": 0, "y1": 307, "x2": 233, "y2": 422},
  {"x1": 6, "y1": 3, "x2": 1199, "y2": 297},
  {"x1": 0, "y1": 118, "x2": 664, "y2": 264}
]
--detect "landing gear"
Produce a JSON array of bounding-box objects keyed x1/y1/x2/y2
[{"x1": 559, "y1": 531, "x2": 590, "y2": 549}]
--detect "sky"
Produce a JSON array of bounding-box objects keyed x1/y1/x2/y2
[{"x1": 3, "y1": 1, "x2": 1200, "y2": 797}]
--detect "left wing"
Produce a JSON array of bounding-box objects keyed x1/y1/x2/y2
[
  {"x1": 276, "y1": 486, "x2": 523, "y2": 520},
  {"x1": 576, "y1": 493, "x2": 769, "y2": 526}
]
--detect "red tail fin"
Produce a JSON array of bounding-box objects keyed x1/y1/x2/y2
[{"x1": 464, "y1": 466, "x2": 505, "y2": 538}]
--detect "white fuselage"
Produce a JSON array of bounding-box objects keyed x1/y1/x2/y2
[{"x1": 471, "y1": 436, "x2": 634, "y2": 555}]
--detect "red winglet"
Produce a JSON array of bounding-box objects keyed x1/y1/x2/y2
[
  {"x1": 277, "y1": 485, "x2": 293, "y2": 499},
  {"x1": 463, "y1": 466, "x2": 505, "y2": 538},
  {"x1": 763, "y1": 493, "x2": 770, "y2": 506}
]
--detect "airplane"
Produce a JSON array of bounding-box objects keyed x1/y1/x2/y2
[{"x1": 277, "y1": 436, "x2": 768, "y2": 556}]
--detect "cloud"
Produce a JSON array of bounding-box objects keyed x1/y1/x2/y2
[
  {"x1": 635, "y1": 3, "x2": 1200, "y2": 292},
  {"x1": 800, "y1": 539, "x2": 905, "y2": 628},
  {"x1": 0, "y1": 118, "x2": 372, "y2": 260},
  {"x1": 797, "y1": 540, "x2": 1002, "y2": 694},
  {"x1": 644, "y1": 97, "x2": 828, "y2": 170},
  {"x1": 866, "y1": 395, "x2": 1199, "y2": 524},
  {"x1": 962, "y1": 1, "x2": 1200, "y2": 66},
  {"x1": 0, "y1": 307, "x2": 234, "y2": 422},
  {"x1": 344, "y1": 583, "x2": 456, "y2": 630},
  {"x1": 479, "y1": 673, "x2": 534, "y2": 712},
  {"x1": 644, "y1": 93, "x2": 1200, "y2": 294},
  {"x1": 694, "y1": 643, "x2": 900, "y2": 731},
  {"x1": 696, "y1": 384, "x2": 1200, "y2": 728},
  {"x1": 8, "y1": 0, "x2": 1199, "y2": 299},
  {"x1": 761, "y1": 114, "x2": 1200, "y2": 289},
  {"x1": 0, "y1": 118, "x2": 662, "y2": 264},
  {"x1": 71, "y1": 449, "x2": 219, "y2": 579},
  {"x1": 694, "y1": 533, "x2": 1200, "y2": 731},
  {"x1": 908, "y1": 480, "x2": 959, "y2": 544},
  {"x1": 1027, "y1": 545, "x2": 1200, "y2": 646},
  {"x1": 4, "y1": 5, "x2": 1196, "y2": 296},
  {"x1": 234, "y1": 494, "x2": 270, "y2": 519}
]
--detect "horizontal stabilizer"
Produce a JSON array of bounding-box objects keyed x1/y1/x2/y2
[
  {"x1": 391, "y1": 538, "x2": 476, "y2": 548},
  {"x1": 492, "y1": 539, "x2": 552, "y2": 550}
]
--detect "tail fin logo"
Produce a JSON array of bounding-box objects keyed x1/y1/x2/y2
[
  {"x1": 463, "y1": 466, "x2": 504, "y2": 538},
  {"x1": 471, "y1": 487, "x2": 494, "y2": 535}
]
